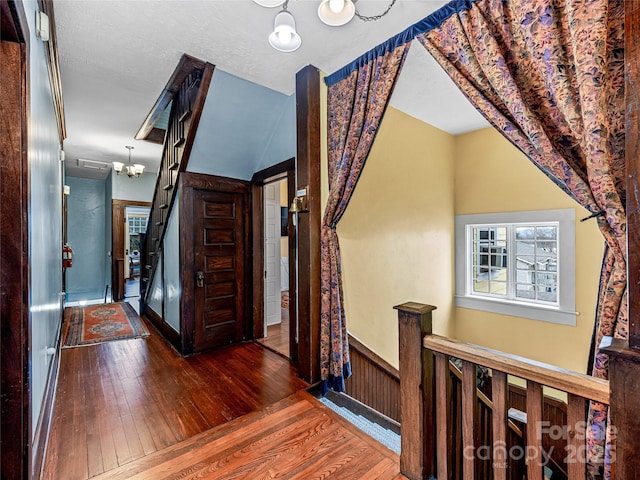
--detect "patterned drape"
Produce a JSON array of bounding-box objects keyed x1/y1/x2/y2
[
  {"x1": 416, "y1": 0, "x2": 625, "y2": 478},
  {"x1": 321, "y1": 43, "x2": 409, "y2": 394}
]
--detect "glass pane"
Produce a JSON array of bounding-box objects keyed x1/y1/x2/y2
[
  {"x1": 473, "y1": 277, "x2": 490, "y2": 293},
  {"x1": 536, "y1": 226, "x2": 557, "y2": 240},
  {"x1": 516, "y1": 255, "x2": 535, "y2": 269},
  {"x1": 516, "y1": 226, "x2": 535, "y2": 240},
  {"x1": 538, "y1": 288, "x2": 558, "y2": 302},
  {"x1": 515, "y1": 240, "x2": 536, "y2": 255},
  {"x1": 516, "y1": 284, "x2": 536, "y2": 300},
  {"x1": 537, "y1": 241, "x2": 557, "y2": 254}
]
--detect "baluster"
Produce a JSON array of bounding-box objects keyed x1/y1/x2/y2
[
  {"x1": 566, "y1": 394, "x2": 586, "y2": 480},
  {"x1": 526, "y1": 381, "x2": 543, "y2": 480},
  {"x1": 461, "y1": 360, "x2": 476, "y2": 480},
  {"x1": 492, "y1": 370, "x2": 508, "y2": 480},
  {"x1": 435, "y1": 352, "x2": 449, "y2": 480}
]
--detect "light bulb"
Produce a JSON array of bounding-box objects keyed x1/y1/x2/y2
[{"x1": 329, "y1": 0, "x2": 344, "y2": 13}]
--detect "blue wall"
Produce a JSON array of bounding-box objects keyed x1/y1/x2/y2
[
  {"x1": 23, "y1": 0, "x2": 65, "y2": 440},
  {"x1": 66, "y1": 176, "x2": 107, "y2": 302}
]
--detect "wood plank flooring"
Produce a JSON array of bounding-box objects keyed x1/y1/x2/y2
[
  {"x1": 90, "y1": 391, "x2": 406, "y2": 480},
  {"x1": 258, "y1": 308, "x2": 290, "y2": 357},
  {"x1": 42, "y1": 314, "x2": 309, "y2": 480}
]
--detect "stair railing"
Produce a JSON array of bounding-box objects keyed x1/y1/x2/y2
[{"x1": 395, "y1": 302, "x2": 610, "y2": 480}]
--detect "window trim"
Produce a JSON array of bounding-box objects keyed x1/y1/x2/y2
[{"x1": 455, "y1": 209, "x2": 576, "y2": 326}]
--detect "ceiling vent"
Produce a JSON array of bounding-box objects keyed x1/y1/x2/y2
[{"x1": 77, "y1": 158, "x2": 111, "y2": 170}]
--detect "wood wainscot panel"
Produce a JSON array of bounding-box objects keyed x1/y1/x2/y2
[{"x1": 344, "y1": 334, "x2": 401, "y2": 424}]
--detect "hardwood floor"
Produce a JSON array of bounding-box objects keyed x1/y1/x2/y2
[
  {"x1": 90, "y1": 391, "x2": 406, "y2": 480},
  {"x1": 42, "y1": 314, "x2": 309, "y2": 479},
  {"x1": 258, "y1": 307, "x2": 290, "y2": 357}
]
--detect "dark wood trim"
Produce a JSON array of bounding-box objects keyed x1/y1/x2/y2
[
  {"x1": 626, "y1": 0, "x2": 640, "y2": 350},
  {"x1": 111, "y1": 199, "x2": 151, "y2": 302},
  {"x1": 287, "y1": 168, "x2": 298, "y2": 364},
  {"x1": 251, "y1": 183, "x2": 264, "y2": 340},
  {"x1": 143, "y1": 307, "x2": 182, "y2": 353},
  {"x1": 179, "y1": 63, "x2": 214, "y2": 174},
  {"x1": 179, "y1": 172, "x2": 251, "y2": 355},
  {"x1": 295, "y1": 65, "x2": 322, "y2": 384},
  {"x1": 251, "y1": 158, "x2": 295, "y2": 185},
  {"x1": 0, "y1": 11, "x2": 30, "y2": 478},
  {"x1": 36, "y1": 0, "x2": 66, "y2": 142},
  {"x1": 1, "y1": 1, "x2": 25, "y2": 42},
  {"x1": 179, "y1": 178, "x2": 195, "y2": 355},
  {"x1": 135, "y1": 54, "x2": 207, "y2": 141},
  {"x1": 251, "y1": 159, "x2": 297, "y2": 358},
  {"x1": 31, "y1": 339, "x2": 61, "y2": 480},
  {"x1": 344, "y1": 334, "x2": 400, "y2": 423}
]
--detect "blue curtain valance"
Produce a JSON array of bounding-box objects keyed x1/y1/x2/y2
[{"x1": 324, "y1": 0, "x2": 479, "y2": 87}]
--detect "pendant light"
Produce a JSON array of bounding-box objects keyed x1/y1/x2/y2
[
  {"x1": 317, "y1": 0, "x2": 355, "y2": 26},
  {"x1": 268, "y1": 3, "x2": 301, "y2": 53}
]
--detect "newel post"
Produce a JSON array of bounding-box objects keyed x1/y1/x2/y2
[{"x1": 395, "y1": 302, "x2": 437, "y2": 480}]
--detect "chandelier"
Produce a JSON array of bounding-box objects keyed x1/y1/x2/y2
[
  {"x1": 254, "y1": 0, "x2": 397, "y2": 53},
  {"x1": 112, "y1": 146, "x2": 145, "y2": 178}
]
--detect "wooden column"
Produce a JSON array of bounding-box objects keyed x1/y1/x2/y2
[
  {"x1": 395, "y1": 302, "x2": 437, "y2": 480},
  {"x1": 600, "y1": 2, "x2": 640, "y2": 479},
  {"x1": 295, "y1": 65, "x2": 321, "y2": 384}
]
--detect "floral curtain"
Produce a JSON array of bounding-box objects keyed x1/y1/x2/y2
[
  {"x1": 321, "y1": 43, "x2": 409, "y2": 394},
  {"x1": 416, "y1": 0, "x2": 625, "y2": 478}
]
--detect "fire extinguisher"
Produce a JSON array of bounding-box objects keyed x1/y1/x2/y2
[{"x1": 63, "y1": 243, "x2": 73, "y2": 268}]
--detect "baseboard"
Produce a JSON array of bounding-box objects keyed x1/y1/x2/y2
[
  {"x1": 143, "y1": 307, "x2": 181, "y2": 354},
  {"x1": 31, "y1": 311, "x2": 64, "y2": 480}
]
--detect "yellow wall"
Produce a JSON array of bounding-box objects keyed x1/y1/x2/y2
[
  {"x1": 338, "y1": 107, "x2": 456, "y2": 369},
  {"x1": 454, "y1": 128, "x2": 603, "y2": 373}
]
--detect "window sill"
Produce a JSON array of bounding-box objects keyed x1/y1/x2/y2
[{"x1": 455, "y1": 295, "x2": 577, "y2": 326}]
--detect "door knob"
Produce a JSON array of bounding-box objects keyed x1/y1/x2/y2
[{"x1": 196, "y1": 271, "x2": 204, "y2": 288}]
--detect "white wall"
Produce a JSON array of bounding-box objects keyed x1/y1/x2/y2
[{"x1": 23, "y1": 0, "x2": 65, "y2": 439}]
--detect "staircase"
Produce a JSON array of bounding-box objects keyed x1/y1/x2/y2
[{"x1": 139, "y1": 54, "x2": 214, "y2": 305}]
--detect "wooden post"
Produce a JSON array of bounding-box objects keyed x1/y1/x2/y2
[
  {"x1": 599, "y1": 338, "x2": 640, "y2": 479},
  {"x1": 599, "y1": 2, "x2": 640, "y2": 479},
  {"x1": 395, "y1": 302, "x2": 437, "y2": 480}
]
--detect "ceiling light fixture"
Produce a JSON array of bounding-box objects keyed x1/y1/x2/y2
[
  {"x1": 317, "y1": 0, "x2": 355, "y2": 26},
  {"x1": 113, "y1": 146, "x2": 145, "y2": 178},
  {"x1": 268, "y1": 1, "x2": 302, "y2": 52},
  {"x1": 255, "y1": 0, "x2": 398, "y2": 52}
]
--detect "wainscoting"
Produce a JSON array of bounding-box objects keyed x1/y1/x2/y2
[{"x1": 344, "y1": 335, "x2": 400, "y2": 424}]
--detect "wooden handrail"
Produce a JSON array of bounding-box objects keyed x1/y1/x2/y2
[{"x1": 424, "y1": 334, "x2": 609, "y2": 404}]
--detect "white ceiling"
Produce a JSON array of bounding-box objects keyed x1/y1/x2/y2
[{"x1": 54, "y1": 0, "x2": 488, "y2": 180}]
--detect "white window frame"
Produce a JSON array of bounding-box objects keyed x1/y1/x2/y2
[{"x1": 455, "y1": 209, "x2": 576, "y2": 326}]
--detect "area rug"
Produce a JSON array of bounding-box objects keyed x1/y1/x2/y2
[{"x1": 63, "y1": 302, "x2": 149, "y2": 348}]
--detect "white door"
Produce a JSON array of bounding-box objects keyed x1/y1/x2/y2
[{"x1": 264, "y1": 182, "x2": 281, "y2": 329}]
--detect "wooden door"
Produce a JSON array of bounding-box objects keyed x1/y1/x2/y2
[{"x1": 193, "y1": 189, "x2": 247, "y2": 351}]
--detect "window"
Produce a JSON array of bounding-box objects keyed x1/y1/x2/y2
[
  {"x1": 455, "y1": 210, "x2": 576, "y2": 325},
  {"x1": 128, "y1": 215, "x2": 148, "y2": 235}
]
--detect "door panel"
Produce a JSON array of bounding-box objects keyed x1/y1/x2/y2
[{"x1": 194, "y1": 190, "x2": 246, "y2": 351}]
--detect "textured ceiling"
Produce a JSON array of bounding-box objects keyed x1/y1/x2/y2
[{"x1": 54, "y1": 0, "x2": 488, "y2": 180}]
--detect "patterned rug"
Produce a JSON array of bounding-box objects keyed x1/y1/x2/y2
[{"x1": 63, "y1": 302, "x2": 149, "y2": 348}]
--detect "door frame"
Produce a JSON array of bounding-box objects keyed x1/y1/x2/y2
[
  {"x1": 1, "y1": 2, "x2": 30, "y2": 477},
  {"x1": 111, "y1": 199, "x2": 151, "y2": 301},
  {"x1": 251, "y1": 158, "x2": 297, "y2": 363}
]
